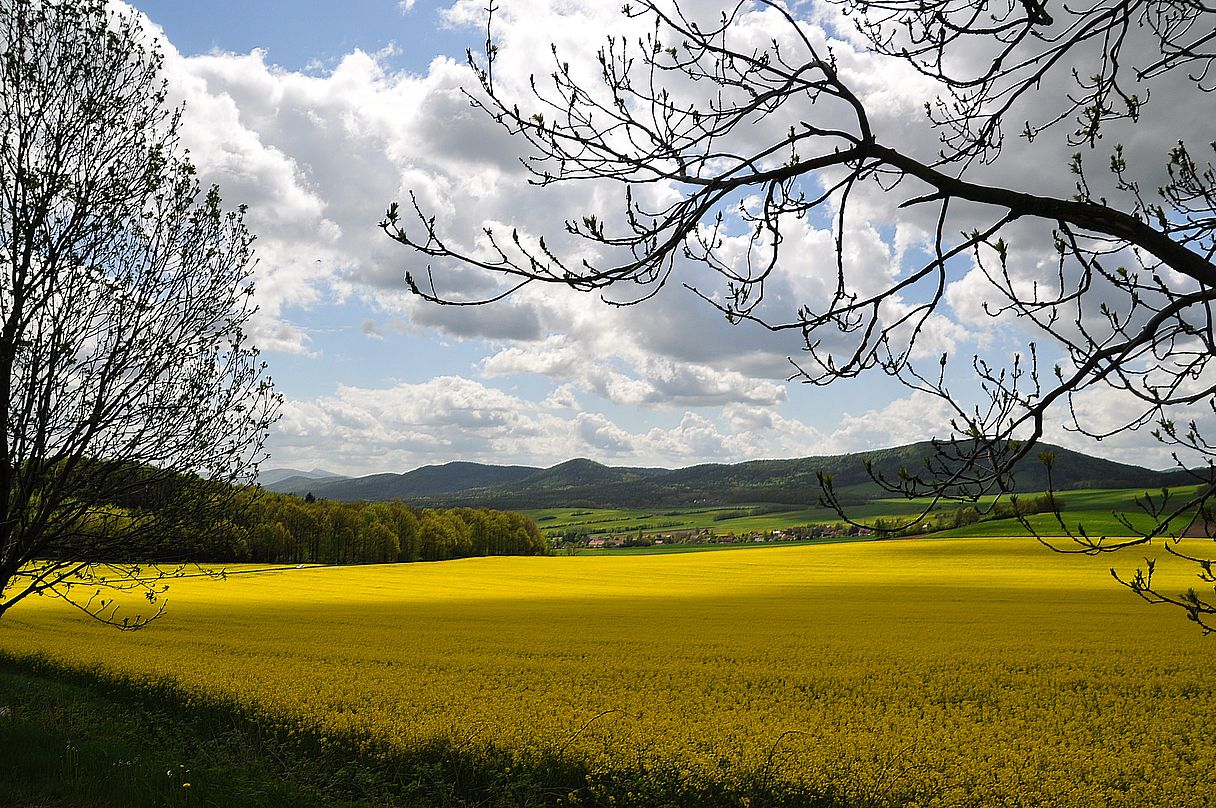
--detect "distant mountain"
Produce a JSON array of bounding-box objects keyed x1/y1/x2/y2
[
  {"x1": 263, "y1": 441, "x2": 1194, "y2": 508},
  {"x1": 267, "y1": 460, "x2": 541, "y2": 501},
  {"x1": 258, "y1": 467, "x2": 345, "y2": 486},
  {"x1": 517, "y1": 458, "x2": 666, "y2": 491}
]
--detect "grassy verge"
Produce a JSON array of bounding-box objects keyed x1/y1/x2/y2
[{"x1": 0, "y1": 653, "x2": 851, "y2": 808}]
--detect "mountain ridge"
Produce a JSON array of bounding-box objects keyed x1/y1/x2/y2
[
  {"x1": 264, "y1": 441, "x2": 1194, "y2": 508},
  {"x1": 258, "y1": 467, "x2": 344, "y2": 486}
]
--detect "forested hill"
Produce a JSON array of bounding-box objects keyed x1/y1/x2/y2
[{"x1": 266, "y1": 442, "x2": 1191, "y2": 509}]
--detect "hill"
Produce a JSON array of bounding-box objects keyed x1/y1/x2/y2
[
  {"x1": 269, "y1": 460, "x2": 540, "y2": 502},
  {"x1": 265, "y1": 441, "x2": 1191, "y2": 508},
  {"x1": 258, "y1": 467, "x2": 345, "y2": 486}
]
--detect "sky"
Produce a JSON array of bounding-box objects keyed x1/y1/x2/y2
[{"x1": 119, "y1": 0, "x2": 1207, "y2": 476}]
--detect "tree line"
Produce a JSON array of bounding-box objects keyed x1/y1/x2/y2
[
  {"x1": 216, "y1": 491, "x2": 548, "y2": 564},
  {"x1": 47, "y1": 478, "x2": 548, "y2": 566}
]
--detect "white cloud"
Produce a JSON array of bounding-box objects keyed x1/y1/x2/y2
[
  {"x1": 1038, "y1": 373, "x2": 1216, "y2": 471},
  {"x1": 269, "y1": 368, "x2": 1204, "y2": 478},
  {"x1": 123, "y1": 0, "x2": 1201, "y2": 472},
  {"x1": 143, "y1": 0, "x2": 965, "y2": 392},
  {"x1": 543, "y1": 383, "x2": 580, "y2": 410},
  {"x1": 480, "y1": 336, "x2": 788, "y2": 408},
  {"x1": 824, "y1": 392, "x2": 958, "y2": 454},
  {"x1": 574, "y1": 412, "x2": 635, "y2": 455},
  {"x1": 271, "y1": 376, "x2": 827, "y2": 474},
  {"x1": 274, "y1": 377, "x2": 551, "y2": 472}
]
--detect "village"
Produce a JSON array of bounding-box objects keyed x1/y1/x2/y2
[{"x1": 562, "y1": 523, "x2": 877, "y2": 550}]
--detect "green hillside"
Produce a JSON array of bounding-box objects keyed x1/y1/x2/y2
[{"x1": 266, "y1": 440, "x2": 1193, "y2": 510}]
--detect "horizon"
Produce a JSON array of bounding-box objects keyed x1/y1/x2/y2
[{"x1": 260, "y1": 438, "x2": 1186, "y2": 482}]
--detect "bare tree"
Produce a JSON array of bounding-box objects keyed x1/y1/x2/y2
[
  {"x1": 0, "y1": 0, "x2": 280, "y2": 628},
  {"x1": 382, "y1": 0, "x2": 1216, "y2": 628}
]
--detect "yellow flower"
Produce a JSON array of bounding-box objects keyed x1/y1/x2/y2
[{"x1": 1, "y1": 542, "x2": 1210, "y2": 807}]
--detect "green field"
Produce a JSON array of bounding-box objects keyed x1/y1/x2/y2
[
  {"x1": 526, "y1": 504, "x2": 835, "y2": 536},
  {"x1": 525, "y1": 502, "x2": 926, "y2": 537},
  {"x1": 527, "y1": 484, "x2": 1200, "y2": 544},
  {"x1": 579, "y1": 537, "x2": 869, "y2": 555}
]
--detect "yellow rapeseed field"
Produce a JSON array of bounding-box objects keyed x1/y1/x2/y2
[{"x1": 1, "y1": 537, "x2": 1213, "y2": 806}]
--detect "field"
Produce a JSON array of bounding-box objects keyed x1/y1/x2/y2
[
  {"x1": 527, "y1": 485, "x2": 1197, "y2": 543},
  {"x1": 526, "y1": 501, "x2": 936, "y2": 536},
  {"x1": 1, "y1": 536, "x2": 1213, "y2": 806},
  {"x1": 524, "y1": 504, "x2": 831, "y2": 536}
]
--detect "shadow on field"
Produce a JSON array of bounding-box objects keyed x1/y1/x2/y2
[{"x1": 0, "y1": 652, "x2": 864, "y2": 808}]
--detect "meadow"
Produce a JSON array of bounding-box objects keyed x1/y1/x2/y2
[
  {"x1": 1, "y1": 536, "x2": 1213, "y2": 806},
  {"x1": 527, "y1": 500, "x2": 939, "y2": 536},
  {"x1": 527, "y1": 485, "x2": 1193, "y2": 543}
]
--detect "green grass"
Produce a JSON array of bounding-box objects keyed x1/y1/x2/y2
[
  {"x1": 523, "y1": 505, "x2": 822, "y2": 534},
  {"x1": 0, "y1": 662, "x2": 329, "y2": 807},
  {"x1": 527, "y1": 485, "x2": 1205, "y2": 546},
  {"x1": 525, "y1": 504, "x2": 905, "y2": 537},
  {"x1": 574, "y1": 536, "x2": 878, "y2": 555},
  {"x1": 929, "y1": 486, "x2": 1200, "y2": 539}
]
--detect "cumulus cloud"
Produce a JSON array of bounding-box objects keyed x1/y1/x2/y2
[
  {"x1": 824, "y1": 393, "x2": 959, "y2": 455},
  {"x1": 273, "y1": 372, "x2": 1198, "y2": 478},
  {"x1": 271, "y1": 374, "x2": 837, "y2": 474},
  {"x1": 1038, "y1": 374, "x2": 1216, "y2": 471},
  {"x1": 574, "y1": 412, "x2": 635, "y2": 455},
  {"x1": 270, "y1": 378, "x2": 802, "y2": 473},
  {"x1": 124, "y1": 0, "x2": 1195, "y2": 471},
  {"x1": 273, "y1": 377, "x2": 552, "y2": 472},
  {"x1": 409, "y1": 300, "x2": 546, "y2": 342},
  {"x1": 142, "y1": 0, "x2": 966, "y2": 384},
  {"x1": 543, "y1": 383, "x2": 581, "y2": 410},
  {"x1": 480, "y1": 336, "x2": 788, "y2": 408}
]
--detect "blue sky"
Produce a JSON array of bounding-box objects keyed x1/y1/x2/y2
[
  {"x1": 119, "y1": 0, "x2": 1197, "y2": 476},
  {"x1": 132, "y1": 1, "x2": 467, "y2": 74}
]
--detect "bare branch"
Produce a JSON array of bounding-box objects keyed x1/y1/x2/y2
[{"x1": 383, "y1": 0, "x2": 1216, "y2": 629}]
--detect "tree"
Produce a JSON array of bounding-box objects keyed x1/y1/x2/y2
[
  {"x1": 418, "y1": 509, "x2": 474, "y2": 561},
  {"x1": 0, "y1": 0, "x2": 280, "y2": 627},
  {"x1": 382, "y1": 1, "x2": 1216, "y2": 628}
]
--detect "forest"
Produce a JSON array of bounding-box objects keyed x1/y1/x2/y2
[
  {"x1": 220, "y1": 491, "x2": 549, "y2": 564},
  {"x1": 52, "y1": 470, "x2": 549, "y2": 566}
]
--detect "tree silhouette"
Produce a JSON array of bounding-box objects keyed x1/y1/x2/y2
[
  {"x1": 382, "y1": 1, "x2": 1216, "y2": 629},
  {"x1": 0, "y1": 0, "x2": 280, "y2": 628}
]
